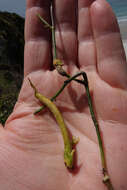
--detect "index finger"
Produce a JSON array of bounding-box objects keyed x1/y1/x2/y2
[{"x1": 24, "y1": 0, "x2": 52, "y2": 76}]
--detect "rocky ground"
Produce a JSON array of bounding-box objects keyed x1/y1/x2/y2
[{"x1": 0, "y1": 11, "x2": 24, "y2": 125}]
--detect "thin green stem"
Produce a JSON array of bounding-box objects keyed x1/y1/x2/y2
[
  {"x1": 34, "y1": 72, "x2": 84, "y2": 114},
  {"x1": 37, "y1": 12, "x2": 85, "y2": 85},
  {"x1": 50, "y1": 5, "x2": 57, "y2": 60},
  {"x1": 34, "y1": 71, "x2": 114, "y2": 189},
  {"x1": 82, "y1": 74, "x2": 106, "y2": 168},
  {"x1": 65, "y1": 72, "x2": 114, "y2": 190},
  {"x1": 37, "y1": 13, "x2": 53, "y2": 30},
  {"x1": 37, "y1": 8, "x2": 114, "y2": 189},
  {"x1": 35, "y1": 71, "x2": 106, "y2": 171},
  {"x1": 37, "y1": 7, "x2": 57, "y2": 60},
  {"x1": 34, "y1": 81, "x2": 66, "y2": 114}
]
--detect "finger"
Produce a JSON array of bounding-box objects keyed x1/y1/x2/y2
[
  {"x1": 24, "y1": 0, "x2": 52, "y2": 76},
  {"x1": 53, "y1": 0, "x2": 78, "y2": 66},
  {"x1": 0, "y1": 124, "x2": 4, "y2": 133},
  {"x1": 78, "y1": 0, "x2": 97, "y2": 70},
  {"x1": 0, "y1": 124, "x2": 3, "y2": 128},
  {"x1": 90, "y1": 0, "x2": 127, "y2": 89}
]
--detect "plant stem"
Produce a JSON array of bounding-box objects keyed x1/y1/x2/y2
[
  {"x1": 37, "y1": 7, "x2": 114, "y2": 189},
  {"x1": 37, "y1": 13, "x2": 84, "y2": 85},
  {"x1": 64, "y1": 72, "x2": 114, "y2": 190},
  {"x1": 34, "y1": 71, "x2": 84, "y2": 114},
  {"x1": 34, "y1": 71, "x2": 114, "y2": 189},
  {"x1": 81, "y1": 73, "x2": 114, "y2": 190},
  {"x1": 37, "y1": 13, "x2": 53, "y2": 30},
  {"x1": 50, "y1": 5, "x2": 57, "y2": 60}
]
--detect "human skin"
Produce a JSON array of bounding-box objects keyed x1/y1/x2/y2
[{"x1": 0, "y1": 0, "x2": 127, "y2": 189}]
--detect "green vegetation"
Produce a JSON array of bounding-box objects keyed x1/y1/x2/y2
[{"x1": 0, "y1": 11, "x2": 24, "y2": 125}]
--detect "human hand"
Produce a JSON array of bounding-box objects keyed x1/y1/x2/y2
[{"x1": 0, "y1": 0, "x2": 127, "y2": 189}]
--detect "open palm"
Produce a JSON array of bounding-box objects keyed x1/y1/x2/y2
[{"x1": 0, "y1": 0, "x2": 127, "y2": 189}]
